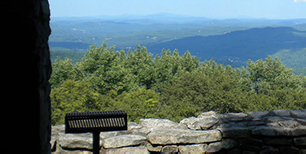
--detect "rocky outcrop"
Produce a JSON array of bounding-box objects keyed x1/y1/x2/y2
[{"x1": 51, "y1": 110, "x2": 306, "y2": 153}]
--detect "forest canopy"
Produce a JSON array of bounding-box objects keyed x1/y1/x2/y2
[{"x1": 50, "y1": 43, "x2": 306, "y2": 125}]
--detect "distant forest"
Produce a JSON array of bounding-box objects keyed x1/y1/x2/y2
[
  {"x1": 50, "y1": 43, "x2": 306, "y2": 125},
  {"x1": 50, "y1": 26, "x2": 306, "y2": 76}
]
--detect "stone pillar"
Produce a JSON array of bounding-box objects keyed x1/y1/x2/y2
[{"x1": 6, "y1": 0, "x2": 52, "y2": 153}]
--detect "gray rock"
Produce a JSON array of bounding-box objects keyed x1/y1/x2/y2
[
  {"x1": 135, "y1": 118, "x2": 188, "y2": 135},
  {"x1": 221, "y1": 139, "x2": 237, "y2": 149},
  {"x1": 146, "y1": 143, "x2": 162, "y2": 152},
  {"x1": 227, "y1": 148, "x2": 242, "y2": 154},
  {"x1": 128, "y1": 122, "x2": 142, "y2": 130},
  {"x1": 266, "y1": 116, "x2": 283, "y2": 122},
  {"x1": 247, "y1": 111, "x2": 269, "y2": 121},
  {"x1": 103, "y1": 134, "x2": 147, "y2": 148},
  {"x1": 58, "y1": 133, "x2": 100, "y2": 150},
  {"x1": 260, "y1": 146, "x2": 279, "y2": 154},
  {"x1": 221, "y1": 112, "x2": 249, "y2": 122},
  {"x1": 180, "y1": 115, "x2": 219, "y2": 130},
  {"x1": 241, "y1": 138, "x2": 263, "y2": 151},
  {"x1": 291, "y1": 126, "x2": 306, "y2": 136},
  {"x1": 51, "y1": 125, "x2": 66, "y2": 148},
  {"x1": 55, "y1": 150, "x2": 92, "y2": 154},
  {"x1": 271, "y1": 110, "x2": 291, "y2": 117},
  {"x1": 296, "y1": 118, "x2": 306, "y2": 125},
  {"x1": 51, "y1": 125, "x2": 65, "y2": 135},
  {"x1": 218, "y1": 127, "x2": 251, "y2": 138},
  {"x1": 198, "y1": 117, "x2": 220, "y2": 130},
  {"x1": 278, "y1": 146, "x2": 301, "y2": 154},
  {"x1": 162, "y1": 145, "x2": 178, "y2": 153},
  {"x1": 290, "y1": 110, "x2": 306, "y2": 119},
  {"x1": 227, "y1": 121, "x2": 249, "y2": 128},
  {"x1": 294, "y1": 137, "x2": 306, "y2": 146},
  {"x1": 147, "y1": 129, "x2": 221, "y2": 145},
  {"x1": 277, "y1": 120, "x2": 300, "y2": 128},
  {"x1": 134, "y1": 127, "x2": 158, "y2": 135},
  {"x1": 102, "y1": 146, "x2": 149, "y2": 154},
  {"x1": 252, "y1": 126, "x2": 291, "y2": 136},
  {"x1": 263, "y1": 138, "x2": 292, "y2": 145},
  {"x1": 198, "y1": 111, "x2": 218, "y2": 118},
  {"x1": 178, "y1": 144, "x2": 207, "y2": 153},
  {"x1": 207, "y1": 142, "x2": 223, "y2": 152},
  {"x1": 140, "y1": 118, "x2": 187, "y2": 129},
  {"x1": 206, "y1": 139, "x2": 237, "y2": 152},
  {"x1": 247, "y1": 120, "x2": 266, "y2": 127},
  {"x1": 180, "y1": 116, "x2": 200, "y2": 129},
  {"x1": 100, "y1": 131, "x2": 130, "y2": 139}
]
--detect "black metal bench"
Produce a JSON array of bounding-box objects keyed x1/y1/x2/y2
[{"x1": 65, "y1": 110, "x2": 127, "y2": 154}]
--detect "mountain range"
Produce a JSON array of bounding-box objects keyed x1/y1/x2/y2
[
  {"x1": 49, "y1": 14, "x2": 306, "y2": 72},
  {"x1": 49, "y1": 14, "x2": 306, "y2": 51},
  {"x1": 147, "y1": 27, "x2": 306, "y2": 66}
]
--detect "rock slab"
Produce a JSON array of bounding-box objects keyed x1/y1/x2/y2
[
  {"x1": 147, "y1": 129, "x2": 221, "y2": 145},
  {"x1": 103, "y1": 134, "x2": 147, "y2": 148},
  {"x1": 58, "y1": 134, "x2": 100, "y2": 150}
]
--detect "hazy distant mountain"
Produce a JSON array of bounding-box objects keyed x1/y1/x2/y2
[
  {"x1": 147, "y1": 27, "x2": 306, "y2": 66},
  {"x1": 49, "y1": 14, "x2": 306, "y2": 68}
]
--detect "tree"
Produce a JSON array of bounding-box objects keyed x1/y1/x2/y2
[
  {"x1": 241, "y1": 56, "x2": 306, "y2": 110},
  {"x1": 246, "y1": 56, "x2": 302, "y2": 94},
  {"x1": 105, "y1": 87, "x2": 161, "y2": 123},
  {"x1": 51, "y1": 80, "x2": 102, "y2": 125},
  {"x1": 50, "y1": 57, "x2": 75, "y2": 87},
  {"x1": 152, "y1": 49, "x2": 199, "y2": 89},
  {"x1": 81, "y1": 42, "x2": 117, "y2": 74},
  {"x1": 159, "y1": 67, "x2": 247, "y2": 122},
  {"x1": 88, "y1": 62, "x2": 137, "y2": 95},
  {"x1": 125, "y1": 45, "x2": 155, "y2": 89},
  {"x1": 49, "y1": 43, "x2": 306, "y2": 124}
]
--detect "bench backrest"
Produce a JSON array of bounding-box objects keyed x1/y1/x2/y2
[{"x1": 65, "y1": 110, "x2": 127, "y2": 133}]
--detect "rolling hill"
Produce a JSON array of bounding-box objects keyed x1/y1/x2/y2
[
  {"x1": 147, "y1": 27, "x2": 306, "y2": 67},
  {"x1": 49, "y1": 15, "x2": 306, "y2": 52}
]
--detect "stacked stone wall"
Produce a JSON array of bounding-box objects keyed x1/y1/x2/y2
[
  {"x1": 7, "y1": 0, "x2": 52, "y2": 153},
  {"x1": 51, "y1": 110, "x2": 306, "y2": 153}
]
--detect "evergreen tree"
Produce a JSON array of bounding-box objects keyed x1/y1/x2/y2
[
  {"x1": 49, "y1": 43, "x2": 306, "y2": 125},
  {"x1": 51, "y1": 80, "x2": 102, "y2": 125},
  {"x1": 50, "y1": 57, "x2": 75, "y2": 87}
]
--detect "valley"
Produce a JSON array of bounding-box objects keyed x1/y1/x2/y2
[{"x1": 49, "y1": 14, "x2": 306, "y2": 74}]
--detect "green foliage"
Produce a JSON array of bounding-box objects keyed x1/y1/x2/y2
[
  {"x1": 272, "y1": 48, "x2": 306, "y2": 69},
  {"x1": 51, "y1": 80, "x2": 102, "y2": 125},
  {"x1": 50, "y1": 58, "x2": 75, "y2": 87},
  {"x1": 50, "y1": 44, "x2": 306, "y2": 125},
  {"x1": 105, "y1": 87, "x2": 160, "y2": 123},
  {"x1": 246, "y1": 56, "x2": 301, "y2": 92},
  {"x1": 50, "y1": 50, "x2": 84, "y2": 64},
  {"x1": 159, "y1": 63, "x2": 248, "y2": 121}
]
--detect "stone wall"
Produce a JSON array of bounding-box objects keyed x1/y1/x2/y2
[
  {"x1": 7, "y1": 0, "x2": 52, "y2": 153},
  {"x1": 51, "y1": 110, "x2": 306, "y2": 153}
]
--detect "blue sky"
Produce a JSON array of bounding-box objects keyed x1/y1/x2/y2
[{"x1": 49, "y1": 0, "x2": 306, "y2": 19}]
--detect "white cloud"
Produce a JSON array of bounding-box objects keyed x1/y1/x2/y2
[{"x1": 294, "y1": 0, "x2": 306, "y2": 3}]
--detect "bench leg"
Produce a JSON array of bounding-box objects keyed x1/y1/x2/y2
[{"x1": 93, "y1": 132, "x2": 100, "y2": 154}]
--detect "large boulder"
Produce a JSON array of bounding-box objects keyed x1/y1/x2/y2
[{"x1": 147, "y1": 129, "x2": 221, "y2": 145}]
